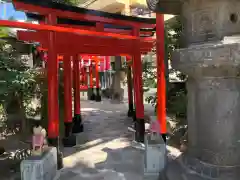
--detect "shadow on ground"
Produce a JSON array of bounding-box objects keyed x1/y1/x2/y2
[
  {"x1": 57, "y1": 99, "x2": 148, "y2": 180},
  {"x1": 57, "y1": 99, "x2": 182, "y2": 180},
  {"x1": 56, "y1": 146, "x2": 145, "y2": 180}
]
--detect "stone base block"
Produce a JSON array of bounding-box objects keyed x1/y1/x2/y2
[
  {"x1": 163, "y1": 154, "x2": 240, "y2": 180},
  {"x1": 144, "y1": 135, "x2": 166, "y2": 177},
  {"x1": 62, "y1": 135, "x2": 76, "y2": 147},
  {"x1": 20, "y1": 147, "x2": 57, "y2": 180}
]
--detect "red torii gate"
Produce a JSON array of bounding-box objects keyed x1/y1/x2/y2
[{"x1": 0, "y1": 0, "x2": 166, "y2": 169}]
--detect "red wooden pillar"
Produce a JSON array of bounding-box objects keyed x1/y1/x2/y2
[
  {"x1": 89, "y1": 60, "x2": 93, "y2": 89},
  {"x1": 46, "y1": 14, "x2": 63, "y2": 169},
  {"x1": 81, "y1": 60, "x2": 86, "y2": 86},
  {"x1": 156, "y1": 14, "x2": 167, "y2": 142},
  {"x1": 81, "y1": 61, "x2": 85, "y2": 86},
  {"x1": 126, "y1": 56, "x2": 134, "y2": 117},
  {"x1": 80, "y1": 60, "x2": 83, "y2": 85},
  {"x1": 62, "y1": 55, "x2": 77, "y2": 147},
  {"x1": 132, "y1": 28, "x2": 145, "y2": 143},
  {"x1": 94, "y1": 57, "x2": 101, "y2": 102},
  {"x1": 63, "y1": 55, "x2": 73, "y2": 136},
  {"x1": 72, "y1": 55, "x2": 83, "y2": 133},
  {"x1": 105, "y1": 56, "x2": 111, "y2": 88},
  {"x1": 89, "y1": 59, "x2": 96, "y2": 100},
  {"x1": 84, "y1": 66, "x2": 87, "y2": 87}
]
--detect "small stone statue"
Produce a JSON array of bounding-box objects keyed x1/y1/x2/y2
[
  {"x1": 32, "y1": 126, "x2": 48, "y2": 156},
  {"x1": 144, "y1": 117, "x2": 166, "y2": 177}
]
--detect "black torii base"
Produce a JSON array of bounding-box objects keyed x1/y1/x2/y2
[
  {"x1": 134, "y1": 119, "x2": 145, "y2": 143},
  {"x1": 88, "y1": 88, "x2": 96, "y2": 101},
  {"x1": 72, "y1": 114, "x2": 84, "y2": 133},
  {"x1": 127, "y1": 103, "x2": 134, "y2": 117},
  {"x1": 95, "y1": 88, "x2": 102, "y2": 102},
  {"x1": 62, "y1": 122, "x2": 76, "y2": 147}
]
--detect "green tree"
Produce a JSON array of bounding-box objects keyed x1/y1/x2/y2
[{"x1": 0, "y1": 36, "x2": 37, "y2": 133}]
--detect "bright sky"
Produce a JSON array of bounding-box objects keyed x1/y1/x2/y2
[{"x1": 0, "y1": 2, "x2": 26, "y2": 20}]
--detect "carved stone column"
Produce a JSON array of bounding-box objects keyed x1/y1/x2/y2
[
  {"x1": 166, "y1": 41, "x2": 240, "y2": 180},
  {"x1": 147, "y1": 0, "x2": 240, "y2": 179}
]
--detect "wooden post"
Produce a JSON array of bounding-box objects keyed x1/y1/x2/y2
[
  {"x1": 95, "y1": 57, "x2": 101, "y2": 102},
  {"x1": 156, "y1": 13, "x2": 167, "y2": 142},
  {"x1": 46, "y1": 13, "x2": 63, "y2": 169},
  {"x1": 63, "y1": 55, "x2": 73, "y2": 136},
  {"x1": 132, "y1": 28, "x2": 145, "y2": 143},
  {"x1": 89, "y1": 59, "x2": 96, "y2": 100},
  {"x1": 126, "y1": 56, "x2": 134, "y2": 117},
  {"x1": 72, "y1": 55, "x2": 83, "y2": 133}
]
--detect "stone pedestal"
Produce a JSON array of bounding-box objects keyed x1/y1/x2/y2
[
  {"x1": 20, "y1": 147, "x2": 57, "y2": 180},
  {"x1": 150, "y1": 0, "x2": 240, "y2": 179},
  {"x1": 164, "y1": 41, "x2": 240, "y2": 180}
]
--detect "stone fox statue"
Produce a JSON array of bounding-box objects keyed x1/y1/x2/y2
[{"x1": 32, "y1": 126, "x2": 48, "y2": 156}]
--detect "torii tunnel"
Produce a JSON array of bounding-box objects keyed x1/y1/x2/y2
[{"x1": 0, "y1": 0, "x2": 166, "y2": 169}]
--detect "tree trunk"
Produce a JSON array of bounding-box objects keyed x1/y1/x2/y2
[
  {"x1": 40, "y1": 79, "x2": 48, "y2": 130},
  {"x1": 19, "y1": 92, "x2": 27, "y2": 134},
  {"x1": 111, "y1": 56, "x2": 124, "y2": 101}
]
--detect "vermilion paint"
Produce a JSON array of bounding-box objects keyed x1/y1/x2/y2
[
  {"x1": 94, "y1": 57, "x2": 100, "y2": 88},
  {"x1": 47, "y1": 13, "x2": 59, "y2": 138},
  {"x1": 63, "y1": 55, "x2": 73, "y2": 123},
  {"x1": 0, "y1": 0, "x2": 161, "y2": 139},
  {"x1": 13, "y1": 1, "x2": 155, "y2": 28},
  {"x1": 17, "y1": 30, "x2": 153, "y2": 55},
  {"x1": 73, "y1": 55, "x2": 81, "y2": 115},
  {"x1": 132, "y1": 29, "x2": 144, "y2": 119},
  {"x1": 89, "y1": 61, "x2": 93, "y2": 88},
  {"x1": 105, "y1": 56, "x2": 111, "y2": 71},
  {"x1": 0, "y1": 19, "x2": 139, "y2": 40},
  {"x1": 156, "y1": 14, "x2": 167, "y2": 134}
]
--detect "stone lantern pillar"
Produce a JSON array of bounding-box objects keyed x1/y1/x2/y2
[{"x1": 147, "y1": 0, "x2": 240, "y2": 179}]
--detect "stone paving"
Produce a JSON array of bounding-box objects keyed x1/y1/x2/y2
[
  {"x1": 54, "y1": 88, "x2": 181, "y2": 180},
  {"x1": 55, "y1": 99, "x2": 146, "y2": 180}
]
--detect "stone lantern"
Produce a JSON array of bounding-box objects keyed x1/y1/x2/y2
[{"x1": 147, "y1": 0, "x2": 240, "y2": 179}]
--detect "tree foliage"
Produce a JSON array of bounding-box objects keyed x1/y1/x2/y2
[{"x1": 0, "y1": 27, "x2": 39, "y2": 134}]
